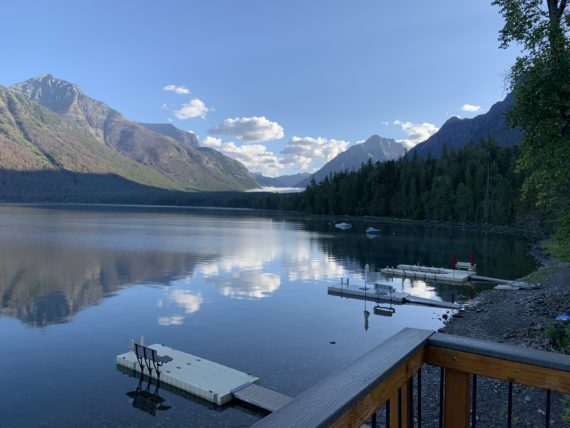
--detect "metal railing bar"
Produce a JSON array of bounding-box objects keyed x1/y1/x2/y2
[
  {"x1": 545, "y1": 389, "x2": 551, "y2": 428},
  {"x1": 471, "y1": 374, "x2": 477, "y2": 428},
  {"x1": 439, "y1": 367, "x2": 444, "y2": 428},
  {"x1": 386, "y1": 399, "x2": 390, "y2": 428},
  {"x1": 407, "y1": 376, "x2": 414, "y2": 428},
  {"x1": 417, "y1": 369, "x2": 422, "y2": 427},
  {"x1": 398, "y1": 388, "x2": 402, "y2": 428},
  {"x1": 507, "y1": 381, "x2": 513, "y2": 428}
]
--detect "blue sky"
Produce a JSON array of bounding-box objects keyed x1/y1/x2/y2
[{"x1": 2, "y1": 0, "x2": 517, "y2": 176}]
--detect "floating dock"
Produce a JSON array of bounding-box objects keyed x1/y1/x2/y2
[
  {"x1": 381, "y1": 264, "x2": 474, "y2": 285},
  {"x1": 117, "y1": 343, "x2": 291, "y2": 411},
  {"x1": 328, "y1": 282, "x2": 460, "y2": 309}
]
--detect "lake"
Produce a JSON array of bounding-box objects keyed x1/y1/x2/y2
[{"x1": 0, "y1": 205, "x2": 536, "y2": 427}]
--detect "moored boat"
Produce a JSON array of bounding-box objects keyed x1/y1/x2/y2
[{"x1": 335, "y1": 222, "x2": 352, "y2": 230}]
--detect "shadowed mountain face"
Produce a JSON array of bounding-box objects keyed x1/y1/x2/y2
[
  {"x1": 297, "y1": 135, "x2": 405, "y2": 187},
  {"x1": 410, "y1": 93, "x2": 522, "y2": 158},
  {"x1": 10, "y1": 75, "x2": 257, "y2": 191}
]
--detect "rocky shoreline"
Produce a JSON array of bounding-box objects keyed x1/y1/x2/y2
[{"x1": 422, "y1": 248, "x2": 570, "y2": 426}]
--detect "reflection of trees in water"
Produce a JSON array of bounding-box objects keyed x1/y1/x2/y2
[
  {"x1": 0, "y1": 246, "x2": 207, "y2": 327},
  {"x1": 311, "y1": 223, "x2": 535, "y2": 280}
]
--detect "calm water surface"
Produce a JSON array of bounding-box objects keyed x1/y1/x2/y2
[{"x1": 0, "y1": 205, "x2": 536, "y2": 427}]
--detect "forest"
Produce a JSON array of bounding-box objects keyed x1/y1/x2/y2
[{"x1": 252, "y1": 140, "x2": 527, "y2": 226}]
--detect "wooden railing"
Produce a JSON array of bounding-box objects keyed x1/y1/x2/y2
[{"x1": 252, "y1": 328, "x2": 570, "y2": 427}]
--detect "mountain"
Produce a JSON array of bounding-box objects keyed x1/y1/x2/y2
[
  {"x1": 296, "y1": 135, "x2": 406, "y2": 187},
  {"x1": 0, "y1": 85, "x2": 185, "y2": 201},
  {"x1": 140, "y1": 122, "x2": 199, "y2": 148},
  {"x1": 254, "y1": 172, "x2": 311, "y2": 188},
  {"x1": 10, "y1": 75, "x2": 257, "y2": 191},
  {"x1": 409, "y1": 93, "x2": 522, "y2": 158}
]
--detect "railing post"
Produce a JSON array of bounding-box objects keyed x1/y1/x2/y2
[
  {"x1": 443, "y1": 368, "x2": 470, "y2": 428},
  {"x1": 388, "y1": 380, "x2": 412, "y2": 428}
]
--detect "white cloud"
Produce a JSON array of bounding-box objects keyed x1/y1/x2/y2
[
  {"x1": 461, "y1": 104, "x2": 481, "y2": 112},
  {"x1": 161, "y1": 103, "x2": 169, "y2": 110},
  {"x1": 393, "y1": 120, "x2": 439, "y2": 149},
  {"x1": 209, "y1": 116, "x2": 284, "y2": 143},
  {"x1": 163, "y1": 84, "x2": 190, "y2": 95},
  {"x1": 281, "y1": 136, "x2": 350, "y2": 171},
  {"x1": 173, "y1": 99, "x2": 209, "y2": 119},
  {"x1": 201, "y1": 136, "x2": 222, "y2": 148},
  {"x1": 201, "y1": 137, "x2": 282, "y2": 176}
]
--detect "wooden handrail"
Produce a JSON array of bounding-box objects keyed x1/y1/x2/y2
[
  {"x1": 426, "y1": 333, "x2": 570, "y2": 393},
  {"x1": 252, "y1": 328, "x2": 432, "y2": 427},
  {"x1": 427, "y1": 332, "x2": 570, "y2": 372},
  {"x1": 252, "y1": 328, "x2": 570, "y2": 427}
]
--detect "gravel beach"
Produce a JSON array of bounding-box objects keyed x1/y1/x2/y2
[{"x1": 421, "y1": 247, "x2": 570, "y2": 427}]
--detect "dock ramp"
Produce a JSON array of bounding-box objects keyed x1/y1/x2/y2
[{"x1": 233, "y1": 383, "x2": 292, "y2": 412}]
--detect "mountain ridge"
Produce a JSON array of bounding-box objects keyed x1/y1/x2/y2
[
  {"x1": 296, "y1": 135, "x2": 406, "y2": 187},
  {"x1": 409, "y1": 93, "x2": 521, "y2": 158},
  {"x1": 10, "y1": 74, "x2": 258, "y2": 191}
]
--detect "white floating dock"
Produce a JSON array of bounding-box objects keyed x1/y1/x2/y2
[
  {"x1": 328, "y1": 283, "x2": 460, "y2": 309},
  {"x1": 381, "y1": 264, "x2": 474, "y2": 285},
  {"x1": 328, "y1": 284, "x2": 407, "y2": 303},
  {"x1": 117, "y1": 344, "x2": 258, "y2": 405}
]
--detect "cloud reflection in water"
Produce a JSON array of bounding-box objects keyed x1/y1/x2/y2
[{"x1": 207, "y1": 271, "x2": 281, "y2": 299}]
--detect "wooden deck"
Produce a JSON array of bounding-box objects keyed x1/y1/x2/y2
[{"x1": 253, "y1": 328, "x2": 570, "y2": 427}]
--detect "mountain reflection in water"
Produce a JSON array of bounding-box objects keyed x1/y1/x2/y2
[{"x1": 0, "y1": 205, "x2": 534, "y2": 328}]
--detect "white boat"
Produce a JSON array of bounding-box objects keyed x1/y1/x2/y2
[
  {"x1": 365, "y1": 227, "x2": 380, "y2": 234},
  {"x1": 335, "y1": 222, "x2": 352, "y2": 230}
]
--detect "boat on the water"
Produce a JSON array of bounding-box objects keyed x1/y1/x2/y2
[
  {"x1": 365, "y1": 227, "x2": 380, "y2": 234},
  {"x1": 335, "y1": 222, "x2": 352, "y2": 230}
]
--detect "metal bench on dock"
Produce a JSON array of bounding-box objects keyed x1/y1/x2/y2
[{"x1": 134, "y1": 343, "x2": 172, "y2": 379}]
